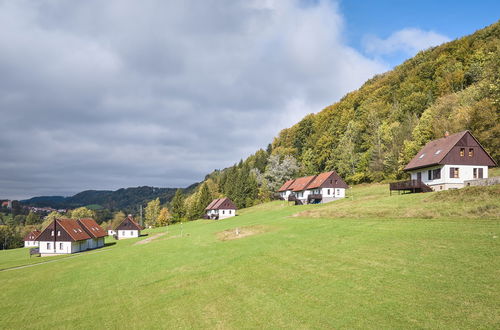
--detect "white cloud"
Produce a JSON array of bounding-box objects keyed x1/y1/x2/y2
[
  {"x1": 0, "y1": 0, "x2": 389, "y2": 199},
  {"x1": 363, "y1": 28, "x2": 450, "y2": 56}
]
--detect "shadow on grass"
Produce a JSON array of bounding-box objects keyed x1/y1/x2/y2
[{"x1": 104, "y1": 242, "x2": 116, "y2": 247}]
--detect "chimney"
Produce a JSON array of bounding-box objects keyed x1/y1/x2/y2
[{"x1": 444, "y1": 131, "x2": 449, "y2": 138}]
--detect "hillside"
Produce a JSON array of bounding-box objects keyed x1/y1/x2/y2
[
  {"x1": 1, "y1": 183, "x2": 499, "y2": 328},
  {"x1": 181, "y1": 21, "x2": 499, "y2": 215},
  {"x1": 21, "y1": 184, "x2": 199, "y2": 211}
]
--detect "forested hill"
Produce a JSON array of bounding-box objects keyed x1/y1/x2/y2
[
  {"x1": 21, "y1": 184, "x2": 198, "y2": 210},
  {"x1": 180, "y1": 21, "x2": 499, "y2": 218}
]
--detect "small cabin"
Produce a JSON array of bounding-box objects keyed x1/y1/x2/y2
[
  {"x1": 114, "y1": 215, "x2": 143, "y2": 239},
  {"x1": 205, "y1": 197, "x2": 237, "y2": 220},
  {"x1": 392, "y1": 131, "x2": 497, "y2": 193},
  {"x1": 23, "y1": 230, "x2": 41, "y2": 247}
]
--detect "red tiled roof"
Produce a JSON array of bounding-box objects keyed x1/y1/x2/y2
[
  {"x1": 23, "y1": 230, "x2": 41, "y2": 241},
  {"x1": 77, "y1": 218, "x2": 107, "y2": 238},
  {"x1": 57, "y1": 219, "x2": 92, "y2": 241},
  {"x1": 288, "y1": 175, "x2": 316, "y2": 192},
  {"x1": 306, "y1": 171, "x2": 335, "y2": 189},
  {"x1": 278, "y1": 179, "x2": 295, "y2": 192}
]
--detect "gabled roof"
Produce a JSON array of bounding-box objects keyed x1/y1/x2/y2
[
  {"x1": 57, "y1": 219, "x2": 92, "y2": 241},
  {"x1": 205, "y1": 197, "x2": 237, "y2": 210},
  {"x1": 24, "y1": 230, "x2": 41, "y2": 241},
  {"x1": 115, "y1": 215, "x2": 143, "y2": 231},
  {"x1": 288, "y1": 175, "x2": 316, "y2": 192},
  {"x1": 404, "y1": 130, "x2": 497, "y2": 171},
  {"x1": 306, "y1": 171, "x2": 333, "y2": 189},
  {"x1": 77, "y1": 218, "x2": 107, "y2": 238},
  {"x1": 278, "y1": 179, "x2": 295, "y2": 192}
]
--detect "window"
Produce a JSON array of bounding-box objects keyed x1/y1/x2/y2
[
  {"x1": 336, "y1": 189, "x2": 340, "y2": 195},
  {"x1": 229, "y1": 210, "x2": 231, "y2": 214},
  {"x1": 51, "y1": 230, "x2": 54, "y2": 236},
  {"x1": 450, "y1": 167, "x2": 459, "y2": 178},
  {"x1": 419, "y1": 153, "x2": 425, "y2": 159},
  {"x1": 428, "y1": 170, "x2": 432, "y2": 180},
  {"x1": 435, "y1": 149, "x2": 442, "y2": 155},
  {"x1": 57, "y1": 231, "x2": 61, "y2": 236},
  {"x1": 335, "y1": 180, "x2": 338, "y2": 184},
  {"x1": 222, "y1": 210, "x2": 225, "y2": 215},
  {"x1": 468, "y1": 148, "x2": 474, "y2": 157},
  {"x1": 59, "y1": 243, "x2": 63, "y2": 250},
  {"x1": 473, "y1": 168, "x2": 484, "y2": 179},
  {"x1": 479, "y1": 168, "x2": 484, "y2": 178},
  {"x1": 47, "y1": 243, "x2": 51, "y2": 250},
  {"x1": 122, "y1": 231, "x2": 125, "y2": 236},
  {"x1": 460, "y1": 148, "x2": 465, "y2": 157},
  {"x1": 432, "y1": 169, "x2": 441, "y2": 180},
  {"x1": 327, "y1": 189, "x2": 330, "y2": 195}
]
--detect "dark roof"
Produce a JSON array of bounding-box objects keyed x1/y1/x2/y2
[
  {"x1": 288, "y1": 175, "x2": 316, "y2": 192},
  {"x1": 404, "y1": 130, "x2": 497, "y2": 171},
  {"x1": 23, "y1": 230, "x2": 41, "y2": 241},
  {"x1": 77, "y1": 218, "x2": 107, "y2": 238},
  {"x1": 115, "y1": 215, "x2": 143, "y2": 231},
  {"x1": 278, "y1": 179, "x2": 295, "y2": 192},
  {"x1": 205, "y1": 197, "x2": 237, "y2": 210}
]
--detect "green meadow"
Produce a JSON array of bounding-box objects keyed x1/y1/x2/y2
[{"x1": 1, "y1": 183, "x2": 499, "y2": 329}]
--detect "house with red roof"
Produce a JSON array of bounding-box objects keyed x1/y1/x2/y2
[
  {"x1": 36, "y1": 218, "x2": 105, "y2": 255},
  {"x1": 278, "y1": 171, "x2": 348, "y2": 205},
  {"x1": 205, "y1": 197, "x2": 237, "y2": 220},
  {"x1": 397, "y1": 131, "x2": 497, "y2": 192},
  {"x1": 23, "y1": 230, "x2": 41, "y2": 247},
  {"x1": 114, "y1": 215, "x2": 143, "y2": 239}
]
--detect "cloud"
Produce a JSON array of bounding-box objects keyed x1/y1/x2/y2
[
  {"x1": 0, "y1": 0, "x2": 388, "y2": 199},
  {"x1": 363, "y1": 28, "x2": 450, "y2": 56}
]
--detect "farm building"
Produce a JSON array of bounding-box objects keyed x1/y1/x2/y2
[
  {"x1": 205, "y1": 197, "x2": 237, "y2": 220},
  {"x1": 36, "y1": 218, "x2": 105, "y2": 255},
  {"x1": 23, "y1": 230, "x2": 41, "y2": 247},
  {"x1": 391, "y1": 131, "x2": 497, "y2": 193},
  {"x1": 279, "y1": 171, "x2": 348, "y2": 205},
  {"x1": 114, "y1": 215, "x2": 143, "y2": 239}
]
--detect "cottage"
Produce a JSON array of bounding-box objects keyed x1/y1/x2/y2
[
  {"x1": 205, "y1": 197, "x2": 237, "y2": 220},
  {"x1": 115, "y1": 215, "x2": 143, "y2": 239},
  {"x1": 23, "y1": 230, "x2": 41, "y2": 247},
  {"x1": 36, "y1": 218, "x2": 104, "y2": 255},
  {"x1": 107, "y1": 228, "x2": 116, "y2": 236},
  {"x1": 279, "y1": 171, "x2": 348, "y2": 204},
  {"x1": 395, "y1": 131, "x2": 497, "y2": 192},
  {"x1": 77, "y1": 218, "x2": 106, "y2": 249}
]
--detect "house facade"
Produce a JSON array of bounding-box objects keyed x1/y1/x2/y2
[
  {"x1": 115, "y1": 215, "x2": 143, "y2": 239},
  {"x1": 279, "y1": 171, "x2": 348, "y2": 204},
  {"x1": 205, "y1": 197, "x2": 237, "y2": 220},
  {"x1": 23, "y1": 230, "x2": 41, "y2": 247},
  {"x1": 404, "y1": 131, "x2": 497, "y2": 191},
  {"x1": 36, "y1": 218, "x2": 105, "y2": 255}
]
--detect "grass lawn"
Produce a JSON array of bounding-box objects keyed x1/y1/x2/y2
[{"x1": 0, "y1": 184, "x2": 499, "y2": 329}]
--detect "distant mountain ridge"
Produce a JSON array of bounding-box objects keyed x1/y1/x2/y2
[{"x1": 21, "y1": 184, "x2": 199, "y2": 210}]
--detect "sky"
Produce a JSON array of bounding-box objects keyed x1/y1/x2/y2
[{"x1": 0, "y1": 0, "x2": 498, "y2": 199}]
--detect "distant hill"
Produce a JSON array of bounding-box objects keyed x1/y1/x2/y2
[{"x1": 21, "y1": 184, "x2": 199, "y2": 210}]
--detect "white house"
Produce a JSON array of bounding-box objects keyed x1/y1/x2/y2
[
  {"x1": 205, "y1": 197, "x2": 237, "y2": 220},
  {"x1": 278, "y1": 171, "x2": 348, "y2": 205},
  {"x1": 115, "y1": 215, "x2": 143, "y2": 239},
  {"x1": 107, "y1": 229, "x2": 116, "y2": 236},
  {"x1": 23, "y1": 230, "x2": 41, "y2": 247},
  {"x1": 402, "y1": 131, "x2": 497, "y2": 191},
  {"x1": 36, "y1": 218, "x2": 104, "y2": 255}
]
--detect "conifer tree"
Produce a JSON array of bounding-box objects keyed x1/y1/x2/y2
[{"x1": 170, "y1": 189, "x2": 186, "y2": 223}]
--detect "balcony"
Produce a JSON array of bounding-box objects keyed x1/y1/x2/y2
[{"x1": 389, "y1": 180, "x2": 433, "y2": 194}]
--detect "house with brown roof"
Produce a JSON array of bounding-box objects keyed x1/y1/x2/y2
[
  {"x1": 400, "y1": 131, "x2": 497, "y2": 191},
  {"x1": 205, "y1": 197, "x2": 237, "y2": 220},
  {"x1": 36, "y1": 218, "x2": 105, "y2": 255},
  {"x1": 23, "y1": 230, "x2": 41, "y2": 247},
  {"x1": 115, "y1": 215, "x2": 143, "y2": 239},
  {"x1": 279, "y1": 171, "x2": 348, "y2": 204}
]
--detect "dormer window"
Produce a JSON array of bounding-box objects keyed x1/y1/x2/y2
[
  {"x1": 51, "y1": 230, "x2": 54, "y2": 236},
  {"x1": 468, "y1": 148, "x2": 474, "y2": 157},
  {"x1": 460, "y1": 148, "x2": 465, "y2": 156},
  {"x1": 435, "y1": 149, "x2": 442, "y2": 155},
  {"x1": 419, "y1": 154, "x2": 425, "y2": 159}
]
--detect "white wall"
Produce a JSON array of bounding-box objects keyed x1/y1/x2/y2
[
  {"x1": 24, "y1": 241, "x2": 39, "y2": 247},
  {"x1": 39, "y1": 241, "x2": 73, "y2": 254},
  {"x1": 409, "y1": 165, "x2": 489, "y2": 188},
  {"x1": 218, "y1": 209, "x2": 236, "y2": 219},
  {"x1": 108, "y1": 229, "x2": 115, "y2": 236},
  {"x1": 117, "y1": 230, "x2": 139, "y2": 239}
]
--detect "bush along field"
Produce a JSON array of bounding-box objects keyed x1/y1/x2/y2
[{"x1": 0, "y1": 183, "x2": 499, "y2": 329}]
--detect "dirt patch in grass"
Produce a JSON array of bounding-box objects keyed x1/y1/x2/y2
[
  {"x1": 216, "y1": 225, "x2": 272, "y2": 241},
  {"x1": 134, "y1": 232, "x2": 167, "y2": 245}
]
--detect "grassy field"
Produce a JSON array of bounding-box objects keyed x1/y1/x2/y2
[{"x1": 1, "y1": 183, "x2": 499, "y2": 329}]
